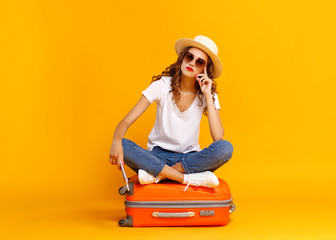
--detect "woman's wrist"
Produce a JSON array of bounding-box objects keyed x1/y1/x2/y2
[
  {"x1": 112, "y1": 138, "x2": 122, "y2": 144},
  {"x1": 204, "y1": 92, "x2": 213, "y2": 101}
]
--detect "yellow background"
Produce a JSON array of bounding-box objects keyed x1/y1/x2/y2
[{"x1": 1, "y1": 0, "x2": 335, "y2": 239}]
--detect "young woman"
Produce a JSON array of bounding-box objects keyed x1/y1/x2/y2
[{"x1": 109, "y1": 35, "x2": 233, "y2": 192}]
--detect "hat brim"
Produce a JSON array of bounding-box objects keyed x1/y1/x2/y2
[{"x1": 175, "y1": 38, "x2": 222, "y2": 78}]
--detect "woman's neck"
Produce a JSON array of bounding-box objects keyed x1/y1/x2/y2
[{"x1": 179, "y1": 75, "x2": 197, "y2": 93}]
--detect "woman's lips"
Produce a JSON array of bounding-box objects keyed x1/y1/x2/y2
[{"x1": 186, "y1": 67, "x2": 194, "y2": 72}]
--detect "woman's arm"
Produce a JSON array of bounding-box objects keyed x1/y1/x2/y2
[
  {"x1": 204, "y1": 94, "x2": 224, "y2": 141},
  {"x1": 196, "y1": 65, "x2": 224, "y2": 142},
  {"x1": 109, "y1": 95, "x2": 151, "y2": 169}
]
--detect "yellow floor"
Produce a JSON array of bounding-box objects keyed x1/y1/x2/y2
[{"x1": 1, "y1": 191, "x2": 335, "y2": 240}]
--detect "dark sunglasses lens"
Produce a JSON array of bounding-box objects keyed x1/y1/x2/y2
[
  {"x1": 196, "y1": 58, "x2": 206, "y2": 68},
  {"x1": 184, "y1": 52, "x2": 194, "y2": 62}
]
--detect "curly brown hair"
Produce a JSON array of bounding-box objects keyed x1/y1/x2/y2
[{"x1": 151, "y1": 46, "x2": 218, "y2": 116}]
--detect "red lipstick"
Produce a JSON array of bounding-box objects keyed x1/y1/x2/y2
[{"x1": 186, "y1": 67, "x2": 194, "y2": 72}]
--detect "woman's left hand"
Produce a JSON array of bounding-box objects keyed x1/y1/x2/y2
[{"x1": 195, "y1": 65, "x2": 212, "y2": 96}]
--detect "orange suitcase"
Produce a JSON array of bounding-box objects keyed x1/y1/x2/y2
[{"x1": 118, "y1": 175, "x2": 235, "y2": 227}]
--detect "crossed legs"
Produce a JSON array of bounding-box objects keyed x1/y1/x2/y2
[{"x1": 121, "y1": 138, "x2": 233, "y2": 182}]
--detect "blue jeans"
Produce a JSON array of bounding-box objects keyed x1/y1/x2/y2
[{"x1": 121, "y1": 138, "x2": 234, "y2": 177}]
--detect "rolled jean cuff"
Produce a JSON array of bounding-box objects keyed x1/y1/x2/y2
[
  {"x1": 122, "y1": 138, "x2": 167, "y2": 177},
  {"x1": 152, "y1": 162, "x2": 165, "y2": 177},
  {"x1": 131, "y1": 146, "x2": 166, "y2": 177},
  {"x1": 180, "y1": 159, "x2": 191, "y2": 174}
]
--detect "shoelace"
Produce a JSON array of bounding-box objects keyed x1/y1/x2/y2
[
  {"x1": 154, "y1": 178, "x2": 161, "y2": 183},
  {"x1": 183, "y1": 175, "x2": 207, "y2": 192}
]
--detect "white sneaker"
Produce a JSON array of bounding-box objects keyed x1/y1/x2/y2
[
  {"x1": 138, "y1": 169, "x2": 163, "y2": 185},
  {"x1": 183, "y1": 171, "x2": 219, "y2": 192}
]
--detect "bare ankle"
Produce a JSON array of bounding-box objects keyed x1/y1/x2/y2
[
  {"x1": 159, "y1": 165, "x2": 184, "y2": 183},
  {"x1": 171, "y1": 162, "x2": 185, "y2": 173}
]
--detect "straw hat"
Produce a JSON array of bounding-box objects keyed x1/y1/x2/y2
[{"x1": 175, "y1": 35, "x2": 222, "y2": 78}]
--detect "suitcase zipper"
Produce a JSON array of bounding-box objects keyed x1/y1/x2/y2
[{"x1": 125, "y1": 198, "x2": 233, "y2": 209}]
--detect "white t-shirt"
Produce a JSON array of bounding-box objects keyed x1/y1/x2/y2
[{"x1": 142, "y1": 76, "x2": 221, "y2": 153}]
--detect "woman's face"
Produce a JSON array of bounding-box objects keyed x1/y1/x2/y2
[{"x1": 181, "y1": 47, "x2": 209, "y2": 78}]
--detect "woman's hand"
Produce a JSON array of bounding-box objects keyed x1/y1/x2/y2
[
  {"x1": 195, "y1": 65, "x2": 212, "y2": 96},
  {"x1": 109, "y1": 140, "x2": 124, "y2": 170}
]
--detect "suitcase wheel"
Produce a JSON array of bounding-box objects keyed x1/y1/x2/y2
[
  {"x1": 118, "y1": 186, "x2": 128, "y2": 195},
  {"x1": 118, "y1": 219, "x2": 128, "y2": 227},
  {"x1": 118, "y1": 215, "x2": 133, "y2": 227}
]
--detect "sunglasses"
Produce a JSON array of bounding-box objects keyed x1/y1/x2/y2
[{"x1": 183, "y1": 52, "x2": 207, "y2": 69}]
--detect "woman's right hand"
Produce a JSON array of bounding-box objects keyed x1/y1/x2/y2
[{"x1": 109, "y1": 140, "x2": 124, "y2": 170}]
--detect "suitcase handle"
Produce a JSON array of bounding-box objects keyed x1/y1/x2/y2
[{"x1": 152, "y1": 212, "x2": 195, "y2": 218}]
